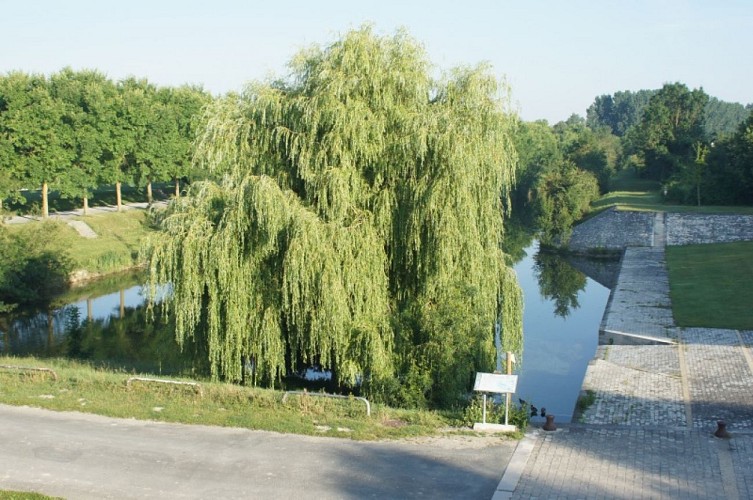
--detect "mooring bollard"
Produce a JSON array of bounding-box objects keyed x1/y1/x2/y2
[
  {"x1": 543, "y1": 414, "x2": 557, "y2": 431},
  {"x1": 714, "y1": 420, "x2": 731, "y2": 439}
]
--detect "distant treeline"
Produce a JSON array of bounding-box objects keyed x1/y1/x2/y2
[
  {"x1": 0, "y1": 68, "x2": 211, "y2": 216},
  {"x1": 514, "y1": 83, "x2": 753, "y2": 243}
]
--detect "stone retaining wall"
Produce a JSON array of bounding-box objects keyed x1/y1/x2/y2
[
  {"x1": 568, "y1": 209, "x2": 753, "y2": 252},
  {"x1": 567, "y1": 208, "x2": 653, "y2": 253}
]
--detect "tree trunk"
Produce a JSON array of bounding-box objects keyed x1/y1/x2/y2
[
  {"x1": 119, "y1": 288, "x2": 125, "y2": 319},
  {"x1": 174, "y1": 178, "x2": 180, "y2": 199},
  {"x1": 87, "y1": 298, "x2": 93, "y2": 322},
  {"x1": 116, "y1": 181, "x2": 122, "y2": 212},
  {"x1": 41, "y1": 182, "x2": 49, "y2": 218},
  {"x1": 147, "y1": 180, "x2": 153, "y2": 206},
  {"x1": 697, "y1": 183, "x2": 701, "y2": 207},
  {"x1": 83, "y1": 196, "x2": 89, "y2": 216}
]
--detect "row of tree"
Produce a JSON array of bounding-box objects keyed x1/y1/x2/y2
[{"x1": 0, "y1": 68, "x2": 210, "y2": 216}]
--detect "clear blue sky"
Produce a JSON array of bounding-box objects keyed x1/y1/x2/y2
[{"x1": 2, "y1": 0, "x2": 751, "y2": 122}]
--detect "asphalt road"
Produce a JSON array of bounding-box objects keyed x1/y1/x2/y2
[{"x1": 0, "y1": 404, "x2": 515, "y2": 499}]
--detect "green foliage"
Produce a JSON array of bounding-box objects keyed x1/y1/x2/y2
[
  {"x1": 703, "y1": 97, "x2": 751, "y2": 139},
  {"x1": 586, "y1": 89, "x2": 657, "y2": 137},
  {"x1": 511, "y1": 119, "x2": 562, "y2": 215},
  {"x1": 702, "y1": 114, "x2": 753, "y2": 205},
  {"x1": 626, "y1": 82, "x2": 708, "y2": 182},
  {"x1": 554, "y1": 115, "x2": 621, "y2": 192},
  {"x1": 535, "y1": 162, "x2": 600, "y2": 245},
  {"x1": 0, "y1": 223, "x2": 73, "y2": 308},
  {"x1": 0, "y1": 69, "x2": 210, "y2": 212},
  {"x1": 148, "y1": 27, "x2": 523, "y2": 408}
]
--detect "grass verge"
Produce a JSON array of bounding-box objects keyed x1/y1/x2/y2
[
  {"x1": 0, "y1": 356, "x2": 469, "y2": 441},
  {"x1": 666, "y1": 241, "x2": 753, "y2": 330},
  {"x1": 4, "y1": 210, "x2": 155, "y2": 277},
  {"x1": 591, "y1": 170, "x2": 753, "y2": 215},
  {"x1": 0, "y1": 492, "x2": 60, "y2": 500}
]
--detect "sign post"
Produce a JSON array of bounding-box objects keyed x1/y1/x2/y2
[{"x1": 472, "y1": 372, "x2": 518, "y2": 432}]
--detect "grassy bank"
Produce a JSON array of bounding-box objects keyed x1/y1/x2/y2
[
  {"x1": 0, "y1": 356, "x2": 463, "y2": 441},
  {"x1": 4, "y1": 209, "x2": 155, "y2": 278},
  {"x1": 666, "y1": 241, "x2": 753, "y2": 330},
  {"x1": 591, "y1": 170, "x2": 753, "y2": 215}
]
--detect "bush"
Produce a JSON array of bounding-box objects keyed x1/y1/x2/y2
[{"x1": 0, "y1": 223, "x2": 73, "y2": 308}]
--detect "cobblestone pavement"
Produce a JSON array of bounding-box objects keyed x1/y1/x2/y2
[
  {"x1": 510, "y1": 427, "x2": 752, "y2": 500},
  {"x1": 682, "y1": 328, "x2": 753, "y2": 430},
  {"x1": 580, "y1": 345, "x2": 686, "y2": 427}
]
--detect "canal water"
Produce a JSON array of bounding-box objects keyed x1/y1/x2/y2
[
  {"x1": 0, "y1": 241, "x2": 613, "y2": 421},
  {"x1": 512, "y1": 241, "x2": 611, "y2": 422}
]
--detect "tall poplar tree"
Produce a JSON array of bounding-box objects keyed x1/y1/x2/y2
[{"x1": 147, "y1": 27, "x2": 522, "y2": 406}]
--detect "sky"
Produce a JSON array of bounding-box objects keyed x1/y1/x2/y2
[{"x1": 2, "y1": 0, "x2": 752, "y2": 123}]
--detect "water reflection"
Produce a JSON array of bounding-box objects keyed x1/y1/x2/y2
[
  {"x1": 0, "y1": 276, "x2": 199, "y2": 376},
  {"x1": 533, "y1": 251, "x2": 588, "y2": 318},
  {"x1": 512, "y1": 241, "x2": 612, "y2": 422}
]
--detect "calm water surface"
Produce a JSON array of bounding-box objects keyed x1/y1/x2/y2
[
  {"x1": 2, "y1": 242, "x2": 612, "y2": 421},
  {"x1": 513, "y1": 241, "x2": 611, "y2": 422}
]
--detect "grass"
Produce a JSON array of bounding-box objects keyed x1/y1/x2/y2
[
  {"x1": 574, "y1": 390, "x2": 597, "y2": 422},
  {"x1": 0, "y1": 492, "x2": 60, "y2": 500},
  {"x1": 666, "y1": 241, "x2": 753, "y2": 330},
  {"x1": 4, "y1": 210, "x2": 155, "y2": 277},
  {"x1": 0, "y1": 356, "x2": 474, "y2": 441},
  {"x1": 590, "y1": 170, "x2": 753, "y2": 215}
]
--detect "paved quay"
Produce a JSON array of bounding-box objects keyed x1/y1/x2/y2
[{"x1": 495, "y1": 210, "x2": 753, "y2": 499}]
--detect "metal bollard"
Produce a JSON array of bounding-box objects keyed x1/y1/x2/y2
[
  {"x1": 714, "y1": 420, "x2": 731, "y2": 439},
  {"x1": 543, "y1": 414, "x2": 557, "y2": 431}
]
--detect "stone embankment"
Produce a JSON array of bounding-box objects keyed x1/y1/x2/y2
[
  {"x1": 666, "y1": 213, "x2": 753, "y2": 245},
  {"x1": 508, "y1": 209, "x2": 753, "y2": 500},
  {"x1": 566, "y1": 208, "x2": 753, "y2": 430},
  {"x1": 567, "y1": 208, "x2": 654, "y2": 253},
  {"x1": 569, "y1": 208, "x2": 753, "y2": 251}
]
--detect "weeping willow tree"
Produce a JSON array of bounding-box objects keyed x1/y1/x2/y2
[{"x1": 146, "y1": 26, "x2": 522, "y2": 407}]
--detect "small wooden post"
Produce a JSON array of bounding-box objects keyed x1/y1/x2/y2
[{"x1": 505, "y1": 352, "x2": 513, "y2": 424}]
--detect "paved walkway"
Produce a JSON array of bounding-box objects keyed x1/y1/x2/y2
[
  {"x1": 495, "y1": 210, "x2": 753, "y2": 499},
  {"x1": 3, "y1": 201, "x2": 167, "y2": 225},
  {"x1": 0, "y1": 404, "x2": 516, "y2": 500}
]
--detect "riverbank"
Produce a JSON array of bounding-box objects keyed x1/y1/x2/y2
[
  {"x1": 0, "y1": 356, "x2": 463, "y2": 441},
  {"x1": 2, "y1": 203, "x2": 161, "y2": 285}
]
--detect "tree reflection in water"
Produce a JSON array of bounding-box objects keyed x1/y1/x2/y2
[{"x1": 533, "y1": 251, "x2": 588, "y2": 318}]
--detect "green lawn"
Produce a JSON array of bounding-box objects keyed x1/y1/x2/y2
[
  {"x1": 0, "y1": 357, "x2": 468, "y2": 441},
  {"x1": 591, "y1": 170, "x2": 753, "y2": 215},
  {"x1": 666, "y1": 241, "x2": 753, "y2": 330}
]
